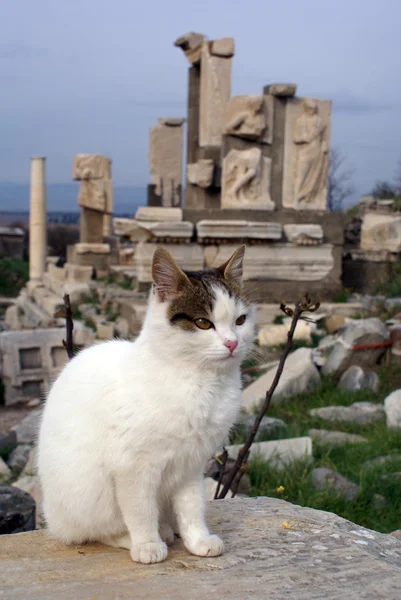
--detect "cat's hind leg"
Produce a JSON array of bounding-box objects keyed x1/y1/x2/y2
[{"x1": 100, "y1": 532, "x2": 131, "y2": 550}]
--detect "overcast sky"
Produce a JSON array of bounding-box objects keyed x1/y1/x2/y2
[{"x1": 1, "y1": 0, "x2": 400, "y2": 204}]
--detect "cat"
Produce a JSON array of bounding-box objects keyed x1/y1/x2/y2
[{"x1": 37, "y1": 244, "x2": 256, "y2": 564}]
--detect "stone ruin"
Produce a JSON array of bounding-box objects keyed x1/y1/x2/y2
[
  {"x1": 116, "y1": 32, "x2": 342, "y2": 303},
  {"x1": 0, "y1": 32, "x2": 346, "y2": 406}
]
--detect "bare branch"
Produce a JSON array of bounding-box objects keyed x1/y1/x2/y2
[
  {"x1": 54, "y1": 295, "x2": 75, "y2": 360},
  {"x1": 217, "y1": 295, "x2": 320, "y2": 500},
  {"x1": 327, "y1": 147, "x2": 355, "y2": 212}
]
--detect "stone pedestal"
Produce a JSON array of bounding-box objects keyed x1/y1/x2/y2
[{"x1": 29, "y1": 157, "x2": 47, "y2": 285}]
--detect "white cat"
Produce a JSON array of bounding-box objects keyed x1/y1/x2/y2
[{"x1": 37, "y1": 245, "x2": 256, "y2": 564}]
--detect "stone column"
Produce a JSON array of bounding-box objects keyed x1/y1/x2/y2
[{"x1": 29, "y1": 156, "x2": 47, "y2": 284}]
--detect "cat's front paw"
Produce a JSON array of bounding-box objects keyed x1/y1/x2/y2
[
  {"x1": 186, "y1": 534, "x2": 224, "y2": 558},
  {"x1": 130, "y1": 541, "x2": 168, "y2": 564}
]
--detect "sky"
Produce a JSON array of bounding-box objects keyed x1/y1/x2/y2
[{"x1": 0, "y1": 0, "x2": 401, "y2": 206}]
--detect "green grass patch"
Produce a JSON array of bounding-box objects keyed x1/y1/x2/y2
[
  {"x1": 242, "y1": 362, "x2": 401, "y2": 533},
  {"x1": 0, "y1": 258, "x2": 29, "y2": 297}
]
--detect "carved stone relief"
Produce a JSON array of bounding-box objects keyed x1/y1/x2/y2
[
  {"x1": 223, "y1": 95, "x2": 273, "y2": 144},
  {"x1": 282, "y1": 97, "x2": 331, "y2": 211},
  {"x1": 221, "y1": 147, "x2": 275, "y2": 211}
]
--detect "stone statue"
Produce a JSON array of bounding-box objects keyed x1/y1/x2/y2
[
  {"x1": 222, "y1": 147, "x2": 274, "y2": 210},
  {"x1": 293, "y1": 99, "x2": 329, "y2": 208}
]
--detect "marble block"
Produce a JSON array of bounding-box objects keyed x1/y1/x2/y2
[
  {"x1": 187, "y1": 159, "x2": 215, "y2": 188},
  {"x1": 360, "y1": 213, "x2": 401, "y2": 252},
  {"x1": 72, "y1": 154, "x2": 111, "y2": 180},
  {"x1": 135, "y1": 242, "x2": 203, "y2": 282},
  {"x1": 284, "y1": 224, "x2": 324, "y2": 245},
  {"x1": 196, "y1": 220, "x2": 282, "y2": 241},
  {"x1": 135, "y1": 207, "x2": 183, "y2": 222}
]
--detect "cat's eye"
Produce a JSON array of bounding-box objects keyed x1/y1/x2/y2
[
  {"x1": 194, "y1": 318, "x2": 214, "y2": 330},
  {"x1": 236, "y1": 315, "x2": 246, "y2": 326}
]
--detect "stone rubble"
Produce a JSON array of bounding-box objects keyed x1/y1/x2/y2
[
  {"x1": 384, "y1": 389, "x2": 401, "y2": 429},
  {"x1": 310, "y1": 402, "x2": 385, "y2": 425},
  {"x1": 308, "y1": 429, "x2": 368, "y2": 446}
]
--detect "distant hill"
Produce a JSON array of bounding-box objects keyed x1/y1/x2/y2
[{"x1": 0, "y1": 182, "x2": 147, "y2": 215}]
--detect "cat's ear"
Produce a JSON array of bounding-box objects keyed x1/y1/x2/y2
[
  {"x1": 152, "y1": 248, "x2": 190, "y2": 302},
  {"x1": 217, "y1": 245, "x2": 245, "y2": 285}
]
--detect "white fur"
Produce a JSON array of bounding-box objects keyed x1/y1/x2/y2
[{"x1": 37, "y1": 283, "x2": 256, "y2": 564}]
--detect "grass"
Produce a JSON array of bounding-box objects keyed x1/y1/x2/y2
[
  {"x1": 0, "y1": 258, "x2": 29, "y2": 297},
  {"x1": 242, "y1": 363, "x2": 401, "y2": 533},
  {"x1": 374, "y1": 262, "x2": 401, "y2": 298}
]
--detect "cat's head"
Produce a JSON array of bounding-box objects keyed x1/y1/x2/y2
[{"x1": 148, "y1": 245, "x2": 256, "y2": 369}]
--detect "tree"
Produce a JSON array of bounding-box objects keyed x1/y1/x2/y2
[
  {"x1": 371, "y1": 180, "x2": 397, "y2": 199},
  {"x1": 327, "y1": 147, "x2": 355, "y2": 212}
]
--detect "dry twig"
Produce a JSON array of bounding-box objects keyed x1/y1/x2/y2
[
  {"x1": 54, "y1": 294, "x2": 75, "y2": 360},
  {"x1": 214, "y1": 448, "x2": 228, "y2": 500},
  {"x1": 217, "y1": 294, "x2": 319, "y2": 499}
]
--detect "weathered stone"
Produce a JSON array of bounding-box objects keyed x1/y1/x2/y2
[
  {"x1": 0, "y1": 484, "x2": 36, "y2": 534},
  {"x1": 361, "y1": 212, "x2": 401, "y2": 252},
  {"x1": 223, "y1": 95, "x2": 273, "y2": 144},
  {"x1": 391, "y1": 529, "x2": 401, "y2": 540},
  {"x1": 258, "y1": 319, "x2": 314, "y2": 347},
  {"x1": 77, "y1": 179, "x2": 112, "y2": 213},
  {"x1": 231, "y1": 415, "x2": 287, "y2": 442},
  {"x1": 158, "y1": 117, "x2": 186, "y2": 127},
  {"x1": 322, "y1": 318, "x2": 390, "y2": 378},
  {"x1": 264, "y1": 83, "x2": 297, "y2": 97},
  {"x1": 7, "y1": 445, "x2": 32, "y2": 472},
  {"x1": 174, "y1": 32, "x2": 204, "y2": 65},
  {"x1": 199, "y1": 41, "x2": 232, "y2": 148},
  {"x1": 225, "y1": 437, "x2": 312, "y2": 468},
  {"x1": 310, "y1": 402, "x2": 384, "y2": 425},
  {"x1": 74, "y1": 243, "x2": 110, "y2": 255},
  {"x1": 1, "y1": 496, "x2": 401, "y2": 598},
  {"x1": 0, "y1": 330, "x2": 68, "y2": 406},
  {"x1": 187, "y1": 159, "x2": 215, "y2": 188},
  {"x1": 338, "y1": 366, "x2": 379, "y2": 392},
  {"x1": 309, "y1": 429, "x2": 368, "y2": 446},
  {"x1": 210, "y1": 37, "x2": 234, "y2": 57},
  {"x1": 242, "y1": 348, "x2": 320, "y2": 412},
  {"x1": 94, "y1": 319, "x2": 114, "y2": 340},
  {"x1": 0, "y1": 458, "x2": 11, "y2": 482},
  {"x1": 311, "y1": 467, "x2": 359, "y2": 501},
  {"x1": 221, "y1": 148, "x2": 274, "y2": 210},
  {"x1": 363, "y1": 455, "x2": 401, "y2": 470},
  {"x1": 149, "y1": 120, "x2": 184, "y2": 207},
  {"x1": 323, "y1": 314, "x2": 346, "y2": 333},
  {"x1": 114, "y1": 316, "x2": 130, "y2": 339},
  {"x1": 197, "y1": 220, "x2": 282, "y2": 241},
  {"x1": 135, "y1": 206, "x2": 183, "y2": 222},
  {"x1": 384, "y1": 390, "x2": 401, "y2": 429},
  {"x1": 283, "y1": 224, "x2": 324, "y2": 245},
  {"x1": 11, "y1": 410, "x2": 41, "y2": 444},
  {"x1": 282, "y1": 97, "x2": 331, "y2": 211},
  {"x1": 72, "y1": 321, "x2": 96, "y2": 347},
  {"x1": 135, "y1": 242, "x2": 203, "y2": 283},
  {"x1": 72, "y1": 154, "x2": 111, "y2": 180}
]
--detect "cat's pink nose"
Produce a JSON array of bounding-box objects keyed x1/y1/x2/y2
[{"x1": 224, "y1": 340, "x2": 238, "y2": 353}]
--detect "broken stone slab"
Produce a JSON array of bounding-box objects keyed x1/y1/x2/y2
[
  {"x1": 258, "y1": 319, "x2": 314, "y2": 347},
  {"x1": 0, "y1": 484, "x2": 36, "y2": 534},
  {"x1": 0, "y1": 458, "x2": 11, "y2": 483},
  {"x1": 360, "y1": 212, "x2": 401, "y2": 252},
  {"x1": 225, "y1": 437, "x2": 312, "y2": 469},
  {"x1": 242, "y1": 348, "x2": 320, "y2": 413},
  {"x1": 1, "y1": 496, "x2": 401, "y2": 598},
  {"x1": 311, "y1": 467, "x2": 359, "y2": 501},
  {"x1": 384, "y1": 390, "x2": 401, "y2": 429},
  {"x1": 11, "y1": 410, "x2": 42, "y2": 444},
  {"x1": 283, "y1": 224, "x2": 324, "y2": 245},
  {"x1": 7, "y1": 445, "x2": 32, "y2": 472},
  {"x1": 230, "y1": 415, "x2": 287, "y2": 443},
  {"x1": 197, "y1": 220, "x2": 282, "y2": 241},
  {"x1": 158, "y1": 117, "x2": 186, "y2": 127},
  {"x1": 309, "y1": 429, "x2": 368, "y2": 446},
  {"x1": 174, "y1": 32, "x2": 204, "y2": 65},
  {"x1": 74, "y1": 243, "x2": 111, "y2": 255},
  {"x1": 338, "y1": 365, "x2": 379, "y2": 392},
  {"x1": 135, "y1": 206, "x2": 183, "y2": 222},
  {"x1": 263, "y1": 83, "x2": 297, "y2": 97},
  {"x1": 210, "y1": 37, "x2": 234, "y2": 57},
  {"x1": 187, "y1": 159, "x2": 215, "y2": 188},
  {"x1": 72, "y1": 154, "x2": 111, "y2": 181},
  {"x1": 322, "y1": 317, "x2": 390, "y2": 379},
  {"x1": 310, "y1": 402, "x2": 385, "y2": 426}
]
